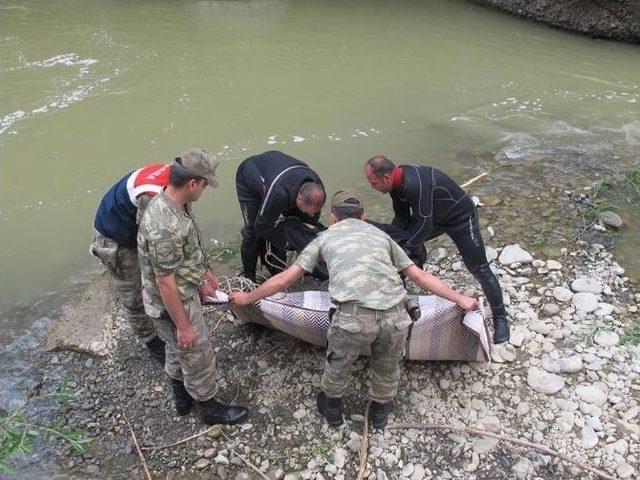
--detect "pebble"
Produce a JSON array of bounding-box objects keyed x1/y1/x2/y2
[
  {"x1": 571, "y1": 278, "x2": 603, "y2": 294},
  {"x1": 572, "y1": 292, "x2": 599, "y2": 313},
  {"x1": 491, "y1": 343, "x2": 517, "y2": 363},
  {"x1": 600, "y1": 211, "x2": 623, "y2": 228},
  {"x1": 499, "y1": 244, "x2": 533, "y2": 265},
  {"x1": 512, "y1": 457, "x2": 535, "y2": 479},
  {"x1": 333, "y1": 448, "x2": 347, "y2": 469},
  {"x1": 215, "y1": 454, "x2": 230, "y2": 465},
  {"x1": 541, "y1": 303, "x2": 560, "y2": 316},
  {"x1": 593, "y1": 330, "x2": 619, "y2": 347},
  {"x1": 292, "y1": 409, "x2": 307, "y2": 420},
  {"x1": 410, "y1": 464, "x2": 425, "y2": 480},
  {"x1": 485, "y1": 246, "x2": 498, "y2": 262},
  {"x1": 581, "y1": 425, "x2": 599, "y2": 449},
  {"x1": 546, "y1": 260, "x2": 562, "y2": 270},
  {"x1": 552, "y1": 287, "x2": 573, "y2": 302},
  {"x1": 575, "y1": 385, "x2": 607, "y2": 406},
  {"x1": 615, "y1": 463, "x2": 635, "y2": 479},
  {"x1": 527, "y1": 367, "x2": 565, "y2": 394},
  {"x1": 195, "y1": 458, "x2": 210, "y2": 469},
  {"x1": 509, "y1": 326, "x2": 526, "y2": 347}
]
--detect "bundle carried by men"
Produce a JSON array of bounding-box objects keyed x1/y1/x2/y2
[{"x1": 223, "y1": 280, "x2": 492, "y2": 362}]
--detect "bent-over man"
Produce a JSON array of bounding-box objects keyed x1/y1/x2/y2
[
  {"x1": 364, "y1": 155, "x2": 509, "y2": 343},
  {"x1": 138, "y1": 149, "x2": 249, "y2": 425},
  {"x1": 235, "y1": 150, "x2": 325, "y2": 282},
  {"x1": 91, "y1": 162, "x2": 171, "y2": 363},
  {"x1": 230, "y1": 189, "x2": 477, "y2": 429}
]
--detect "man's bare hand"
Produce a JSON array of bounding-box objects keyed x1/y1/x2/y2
[
  {"x1": 204, "y1": 268, "x2": 219, "y2": 291},
  {"x1": 456, "y1": 295, "x2": 479, "y2": 312},
  {"x1": 176, "y1": 324, "x2": 197, "y2": 349},
  {"x1": 229, "y1": 291, "x2": 252, "y2": 306}
]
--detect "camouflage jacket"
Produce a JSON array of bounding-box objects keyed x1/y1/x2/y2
[
  {"x1": 295, "y1": 218, "x2": 413, "y2": 310},
  {"x1": 137, "y1": 192, "x2": 206, "y2": 317}
]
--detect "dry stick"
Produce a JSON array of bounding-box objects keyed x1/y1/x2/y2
[
  {"x1": 220, "y1": 430, "x2": 270, "y2": 480},
  {"x1": 141, "y1": 425, "x2": 221, "y2": 451},
  {"x1": 356, "y1": 402, "x2": 371, "y2": 480},
  {"x1": 388, "y1": 423, "x2": 615, "y2": 480},
  {"x1": 122, "y1": 411, "x2": 153, "y2": 480},
  {"x1": 460, "y1": 171, "x2": 488, "y2": 189}
]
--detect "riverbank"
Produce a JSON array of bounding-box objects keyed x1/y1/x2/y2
[
  {"x1": 6, "y1": 173, "x2": 640, "y2": 479},
  {"x1": 471, "y1": 0, "x2": 640, "y2": 43}
]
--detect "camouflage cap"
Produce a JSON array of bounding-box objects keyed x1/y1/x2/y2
[
  {"x1": 176, "y1": 148, "x2": 220, "y2": 187},
  {"x1": 331, "y1": 189, "x2": 363, "y2": 209}
]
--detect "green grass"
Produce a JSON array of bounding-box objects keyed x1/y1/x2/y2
[
  {"x1": 577, "y1": 323, "x2": 615, "y2": 346},
  {"x1": 0, "y1": 379, "x2": 90, "y2": 473},
  {"x1": 203, "y1": 242, "x2": 241, "y2": 263},
  {"x1": 310, "y1": 440, "x2": 336, "y2": 464},
  {"x1": 620, "y1": 324, "x2": 640, "y2": 346}
]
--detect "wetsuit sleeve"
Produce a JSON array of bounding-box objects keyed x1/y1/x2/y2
[
  {"x1": 404, "y1": 172, "x2": 434, "y2": 248},
  {"x1": 391, "y1": 194, "x2": 411, "y2": 230},
  {"x1": 253, "y1": 190, "x2": 288, "y2": 238}
]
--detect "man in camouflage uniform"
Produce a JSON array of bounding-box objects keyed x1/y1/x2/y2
[
  {"x1": 138, "y1": 149, "x2": 249, "y2": 425},
  {"x1": 91, "y1": 163, "x2": 173, "y2": 363},
  {"x1": 230, "y1": 189, "x2": 477, "y2": 429}
]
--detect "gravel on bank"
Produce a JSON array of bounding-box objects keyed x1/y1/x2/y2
[{"x1": 40, "y1": 232, "x2": 639, "y2": 480}]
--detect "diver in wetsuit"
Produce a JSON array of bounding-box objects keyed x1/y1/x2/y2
[
  {"x1": 235, "y1": 151, "x2": 325, "y2": 282},
  {"x1": 364, "y1": 155, "x2": 509, "y2": 344}
]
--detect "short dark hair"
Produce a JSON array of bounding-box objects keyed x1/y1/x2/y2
[
  {"x1": 366, "y1": 155, "x2": 395, "y2": 177},
  {"x1": 332, "y1": 198, "x2": 364, "y2": 221},
  {"x1": 298, "y1": 182, "x2": 326, "y2": 208},
  {"x1": 169, "y1": 163, "x2": 205, "y2": 187}
]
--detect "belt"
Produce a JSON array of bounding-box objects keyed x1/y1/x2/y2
[{"x1": 332, "y1": 300, "x2": 402, "y2": 316}]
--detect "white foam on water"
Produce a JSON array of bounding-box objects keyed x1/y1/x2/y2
[
  {"x1": 292, "y1": 135, "x2": 305, "y2": 143},
  {"x1": 622, "y1": 121, "x2": 640, "y2": 146}
]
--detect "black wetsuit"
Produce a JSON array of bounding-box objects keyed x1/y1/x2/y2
[
  {"x1": 391, "y1": 165, "x2": 506, "y2": 322},
  {"x1": 235, "y1": 151, "x2": 323, "y2": 281}
]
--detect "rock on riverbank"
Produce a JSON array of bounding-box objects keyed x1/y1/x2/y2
[{"x1": 471, "y1": 0, "x2": 640, "y2": 43}]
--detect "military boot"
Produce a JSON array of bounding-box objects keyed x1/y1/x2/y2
[
  {"x1": 369, "y1": 401, "x2": 393, "y2": 429},
  {"x1": 145, "y1": 336, "x2": 166, "y2": 364},
  {"x1": 316, "y1": 391, "x2": 343, "y2": 427},
  {"x1": 493, "y1": 317, "x2": 510, "y2": 344},
  {"x1": 197, "y1": 398, "x2": 249, "y2": 425},
  {"x1": 170, "y1": 379, "x2": 194, "y2": 415}
]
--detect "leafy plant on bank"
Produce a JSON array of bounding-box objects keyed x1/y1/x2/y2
[
  {"x1": 204, "y1": 241, "x2": 241, "y2": 263},
  {"x1": 0, "y1": 379, "x2": 90, "y2": 473}
]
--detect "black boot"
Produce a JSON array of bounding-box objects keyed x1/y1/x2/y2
[
  {"x1": 145, "y1": 336, "x2": 165, "y2": 364},
  {"x1": 197, "y1": 398, "x2": 249, "y2": 425},
  {"x1": 316, "y1": 391, "x2": 343, "y2": 427},
  {"x1": 370, "y1": 401, "x2": 393, "y2": 429},
  {"x1": 171, "y1": 379, "x2": 194, "y2": 415},
  {"x1": 493, "y1": 317, "x2": 510, "y2": 344}
]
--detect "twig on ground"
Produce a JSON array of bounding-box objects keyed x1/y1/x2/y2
[
  {"x1": 209, "y1": 316, "x2": 225, "y2": 335},
  {"x1": 220, "y1": 430, "x2": 269, "y2": 480},
  {"x1": 141, "y1": 425, "x2": 221, "y2": 451},
  {"x1": 356, "y1": 402, "x2": 370, "y2": 480},
  {"x1": 122, "y1": 411, "x2": 153, "y2": 480},
  {"x1": 460, "y1": 171, "x2": 488, "y2": 189},
  {"x1": 258, "y1": 344, "x2": 280, "y2": 358},
  {"x1": 389, "y1": 422, "x2": 615, "y2": 480}
]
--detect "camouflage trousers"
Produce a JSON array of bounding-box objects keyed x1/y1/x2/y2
[
  {"x1": 152, "y1": 297, "x2": 218, "y2": 401},
  {"x1": 91, "y1": 231, "x2": 156, "y2": 342},
  {"x1": 322, "y1": 302, "x2": 412, "y2": 404}
]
